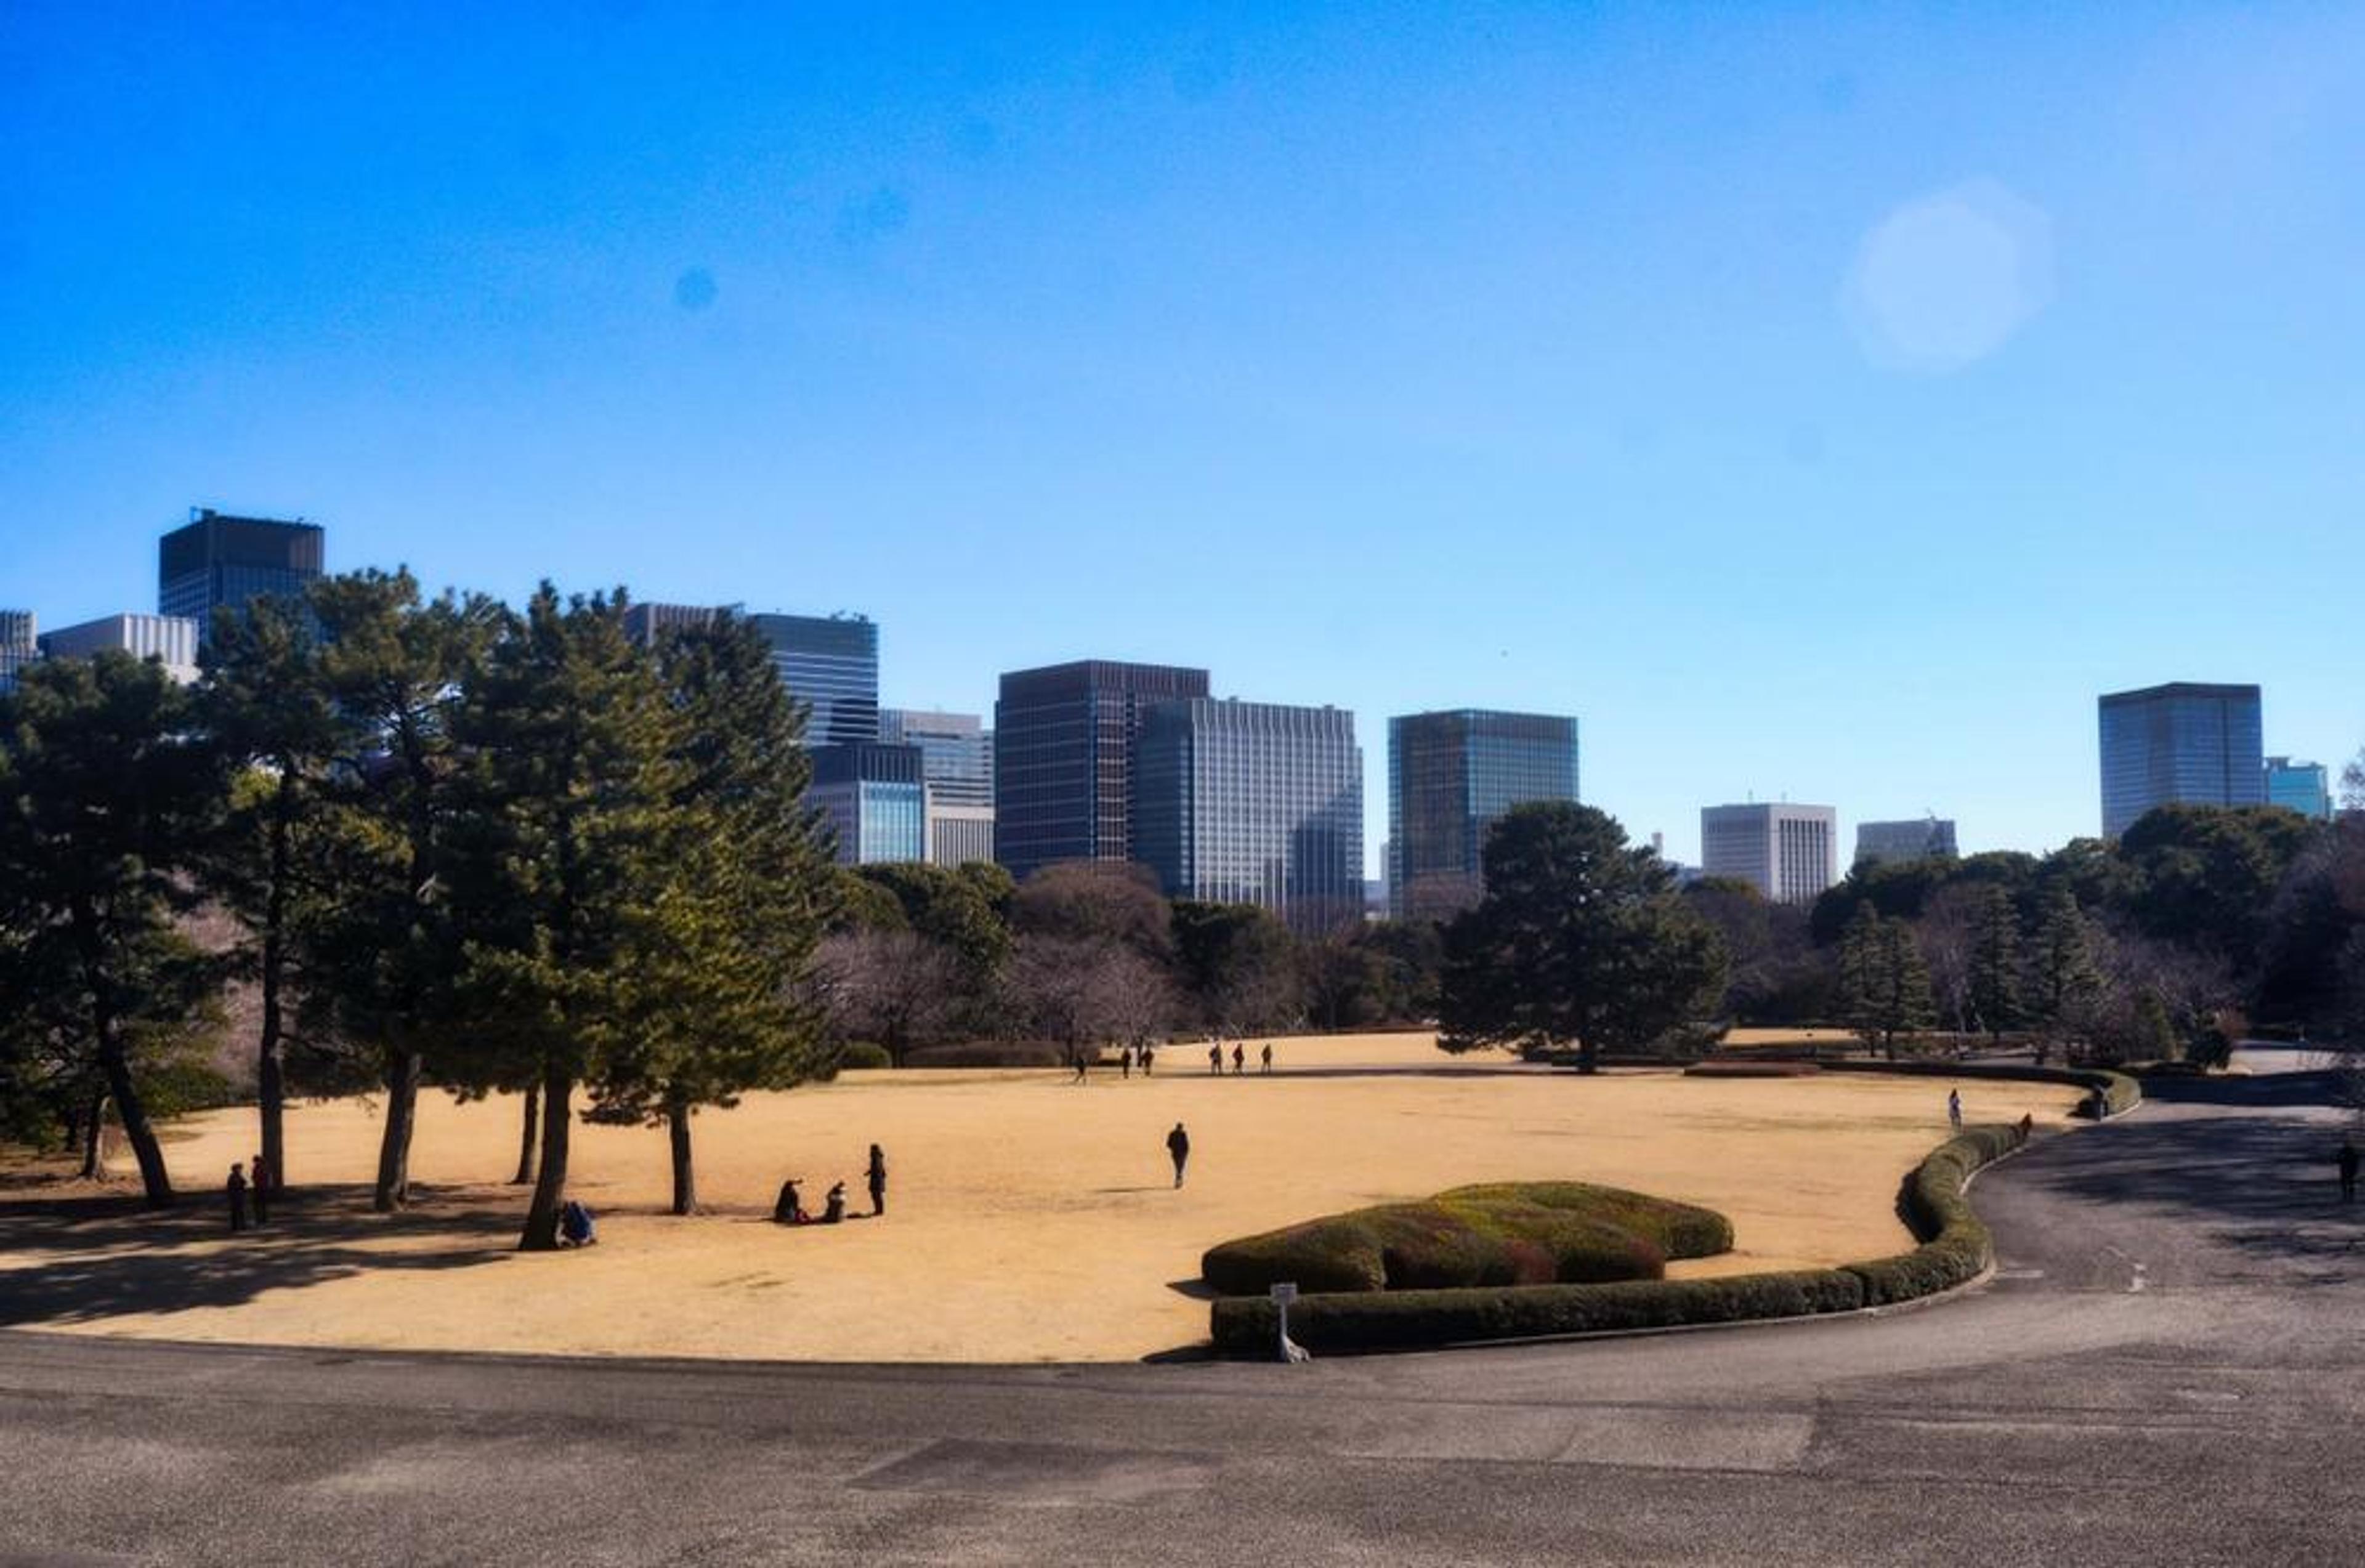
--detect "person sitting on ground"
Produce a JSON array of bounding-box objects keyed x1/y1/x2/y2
[
  {"x1": 773, "y1": 1178, "x2": 807, "y2": 1225},
  {"x1": 822, "y1": 1181, "x2": 847, "y2": 1224},
  {"x1": 559, "y1": 1197, "x2": 597, "y2": 1247}
]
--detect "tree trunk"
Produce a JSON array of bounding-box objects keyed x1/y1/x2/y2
[
  {"x1": 78, "y1": 1091, "x2": 108, "y2": 1179},
  {"x1": 511, "y1": 1083, "x2": 540, "y2": 1185},
  {"x1": 518, "y1": 1066, "x2": 572, "y2": 1251},
  {"x1": 668, "y1": 1099, "x2": 696, "y2": 1216},
  {"x1": 95, "y1": 1026, "x2": 173, "y2": 1207},
  {"x1": 257, "y1": 779, "x2": 294, "y2": 1192},
  {"x1": 374, "y1": 1049, "x2": 422, "y2": 1212}
]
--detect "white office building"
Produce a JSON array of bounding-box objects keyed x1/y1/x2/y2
[
  {"x1": 39, "y1": 613, "x2": 201, "y2": 684},
  {"x1": 1700, "y1": 802, "x2": 1837, "y2": 905}
]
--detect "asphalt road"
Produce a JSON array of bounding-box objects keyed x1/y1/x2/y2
[{"x1": 3, "y1": 1053, "x2": 2360, "y2": 1567}]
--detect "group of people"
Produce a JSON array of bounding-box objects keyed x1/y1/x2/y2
[
  {"x1": 1207, "y1": 1040, "x2": 1273, "y2": 1077},
  {"x1": 222, "y1": 1153, "x2": 276, "y2": 1232},
  {"x1": 773, "y1": 1144, "x2": 888, "y2": 1227}
]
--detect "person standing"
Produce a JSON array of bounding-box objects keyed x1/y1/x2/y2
[
  {"x1": 1120, "y1": 1045, "x2": 1133, "y2": 1080},
  {"x1": 1260, "y1": 1043, "x2": 1273, "y2": 1075},
  {"x1": 1141, "y1": 1046, "x2": 1155, "y2": 1077},
  {"x1": 1947, "y1": 1089, "x2": 1962, "y2": 1133},
  {"x1": 1231, "y1": 1043, "x2": 1245, "y2": 1076},
  {"x1": 1166, "y1": 1122, "x2": 1191, "y2": 1187},
  {"x1": 867, "y1": 1144, "x2": 888, "y2": 1217},
  {"x1": 2339, "y1": 1138, "x2": 2359, "y2": 1205},
  {"x1": 249, "y1": 1152, "x2": 272, "y2": 1225},
  {"x1": 1208, "y1": 1043, "x2": 1223, "y2": 1075},
  {"x1": 225, "y1": 1163, "x2": 251, "y2": 1234}
]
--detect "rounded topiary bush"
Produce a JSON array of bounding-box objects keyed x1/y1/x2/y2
[{"x1": 1201, "y1": 1182, "x2": 1731, "y2": 1297}]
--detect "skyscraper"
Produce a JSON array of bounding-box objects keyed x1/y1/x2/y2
[
  {"x1": 625, "y1": 604, "x2": 879, "y2": 749},
  {"x1": 810, "y1": 742, "x2": 926, "y2": 865},
  {"x1": 1388, "y1": 709, "x2": 1581, "y2": 921},
  {"x1": 992, "y1": 659, "x2": 1210, "y2": 883},
  {"x1": 1700, "y1": 803, "x2": 1837, "y2": 905},
  {"x1": 2264, "y1": 757, "x2": 2332, "y2": 822},
  {"x1": 157, "y1": 509, "x2": 323, "y2": 639},
  {"x1": 0, "y1": 611, "x2": 33, "y2": 694},
  {"x1": 39, "y1": 614, "x2": 202, "y2": 684},
  {"x1": 881, "y1": 708, "x2": 997, "y2": 867},
  {"x1": 2097, "y1": 682, "x2": 2264, "y2": 838},
  {"x1": 1134, "y1": 698, "x2": 1363, "y2": 934},
  {"x1": 1853, "y1": 816, "x2": 1959, "y2": 868}
]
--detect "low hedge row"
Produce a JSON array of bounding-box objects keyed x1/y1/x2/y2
[
  {"x1": 1209, "y1": 1122, "x2": 2031, "y2": 1355},
  {"x1": 1813, "y1": 1059, "x2": 2141, "y2": 1117},
  {"x1": 1200, "y1": 1182, "x2": 1731, "y2": 1298}
]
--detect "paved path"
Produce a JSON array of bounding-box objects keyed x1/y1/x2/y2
[{"x1": 3, "y1": 1053, "x2": 2360, "y2": 1566}]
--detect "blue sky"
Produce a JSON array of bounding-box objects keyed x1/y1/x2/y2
[{"x1": 4, "y1": 2, "x2": 2360, "y2": 866}]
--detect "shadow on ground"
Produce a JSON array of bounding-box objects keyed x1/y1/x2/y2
[{"x1": 0, "y1": 1183, "x2": 518, "y2": 1328}]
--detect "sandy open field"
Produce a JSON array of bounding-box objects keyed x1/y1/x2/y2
[{"x1": 0, "y1": 1034, "x2": 2084, "y2": 1362}]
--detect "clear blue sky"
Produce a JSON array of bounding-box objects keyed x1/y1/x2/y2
[{"x1": 5, "y1": 3, "x2": 2360, "y2": 867}]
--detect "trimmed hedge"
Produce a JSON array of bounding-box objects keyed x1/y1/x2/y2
[
  {"x1": 1210, "y1": 1121, "x2": 2032, "y2": 1355},
  {"x1": 1813, "y1": 1059, "x2": 2141, "y2": 1117},
  {"x1": 1200, "y1": 1182, "x2": 1731, "y2": 1298},
  {"x1": 1683, "y1": 1061, "x2": 1822, "y2": 1079}
]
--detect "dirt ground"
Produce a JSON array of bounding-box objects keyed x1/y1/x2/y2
[{"x1": 0, "y1": 1034, "x2": 2083, "y2": 1362}]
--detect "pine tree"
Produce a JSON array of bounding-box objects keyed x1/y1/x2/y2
[
  {"x1": 2027, "y1": 884, "x2": 2101, "y2": 1063},
  {"x1": 587, "y1": 612, "x2": 837, "y2": 1215},
  {"x1": 451, "y1": 585, "x2": 682, "y2": 1250},
  {"x1": 300, "y1": 569, "x2": 502, "y2": 1211},
  {"x1": 1839, "y1": 905, "x2": 1936, "y2": 1057},
  {"x1": 0, "y1": 653, "x2": 226, "y2": 1205},
  {"x1": 197, "y1": 592, "x2": 341, "y2": 1191},
  {"x1": 1968, "y1": 884, "x2": 2022, "y2": 1046}
]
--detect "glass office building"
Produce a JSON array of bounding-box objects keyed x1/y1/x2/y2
[
  {"x1": 881, "y1": 708, "x2": 993, "y2": 808},
  {"x1": 157, "y1": 510, "x2": 324, "y2": 641},
  {"x1": 811, "y1": 742, "x2": 926, "y2": 865},
  {"x1": 993, "y1": 660, "x2": 1210, "y2": 883},
  {"x1": 0, "y1": 611, "x2": 33, "y2": 694},
  {"x1": 625, "y1": 604, "x2": 879, "y2": 750},
  {"x1": 1854, "y1": 816, "x2": 1959, "y2": 867},
  {"x1": 1134, "y1": 698, "x2": 1363, "y2": 936},
  {"x1": 2097, "y1": 682, "x2": 2264, "y2": 838},
  {"x1": 2264, "y1": 756, "x2": 2332, "y2": 822},
  {"x1": 750, "y1": 613, "x2": 878, "y2": 749},
  {"x1": 1388, "y1": 709, "x2": 1580, "y2": 921}
]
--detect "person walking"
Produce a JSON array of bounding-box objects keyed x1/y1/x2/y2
[
  {"x1": 866, "y1": 1144, "x2": 888, "y2": 1217},
  {"x1": 1166, "y1": 1121, "x2": 1191, "y2": 1187},
  {"x1": 1231, "y1": 1043, "x2": 1245, "y2": 1076},
  {"x1": 1260, "y1": 1043, "x2": 1273, "y2": 1075},
  {"x1": 249, "y1": 1152, "x2": 272, "y2": 1225},
  {"x1": 2339, "y1": 1138, "x2": 2359, "y2": 1205},
  {"x1": 225, "y1": 1163, "x2": 251, "y2": 1234},
  {"x1": 1947, "y1": 1089, "x2": 1962, "y2": 1133},
  {"x1": 1120, "y1": 1045, "x2": 1133, "y2": 1080},
  {"x1": 1141, "y1": 1046, "x2": 1155, "y2": 1077},
  {"x1": 1208, "y1": 1043, "x2": 1223, "y2": 1075}
]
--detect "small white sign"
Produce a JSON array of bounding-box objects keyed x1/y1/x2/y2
[{"x1": 1269, "y1": 1282, "x2": 1298, "y2": 1304}]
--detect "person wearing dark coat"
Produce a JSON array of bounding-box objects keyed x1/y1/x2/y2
[
  {"x1": 774, "y1": 1179, "x2": 807, "y2": 1224},
  {"x1": 1166, "y1": 1122, "x2": 1191, "y2": 1188},
  {"x1": 822, "y1": 1182, "x2": 847, "y2": 1224},
  {"x1": 250, "y1": 1152, "x2": 272, "y2": 1225},
  {"x1": 866, "y1": 1145, "x2": 888, "y2": 1217},
  {"x1": 1231, "y1": 1044, "x2": 1245, "y2": 1075},
  {"x1": 225, "y1": 1163, "x2": 251, "y2": 1233}
]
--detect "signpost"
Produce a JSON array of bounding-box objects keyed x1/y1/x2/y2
[{"x1": 1270, "y1": 1282, "x2": 1311, "y2": 1364}]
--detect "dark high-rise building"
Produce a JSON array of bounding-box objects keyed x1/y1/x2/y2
[
  {"x1": 1388, "y1": 709, "x2": 1580, "y2": 921},
  {"x1": 625, "y1": 604, "x2": 878, "y2": 749},
  {"x1": 1135, "y1": 698, "x2": 1364, "y2": 934},
  {"x1": 993, "y1": 659, "x2": 1210, "y2": 883},
  {"x1": 810, "y1": 742, "x2": 926, "y2": 865},
  {"x1": 158, "y1": 509, "x2": 324, "y2": 639},
  {"x1": 2098, "y1": 682, "x2": 2264, "y2": 838}
]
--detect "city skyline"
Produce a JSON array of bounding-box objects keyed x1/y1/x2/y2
[{"x1": 6, "y1": 9, "x2": 2361, "y2": 865}]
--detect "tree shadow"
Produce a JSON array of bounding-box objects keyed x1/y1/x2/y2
[
  {"x1": 1163, "y1": 1277, "x2": 1218, "y2": 1301},
  {"x1": 0, "y1": 1182, "x2": 520, "y2": 1329}
]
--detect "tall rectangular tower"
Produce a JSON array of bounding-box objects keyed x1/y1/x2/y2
[
  {"x1": 2097, "y1": 682, "x2": 2264, "y2": 837},
  {"x1": 992, "y1": 660, "x2": 1210, "y2": 884},
  {"x1": 882, "y1": 708, "x2": 997, "y2": 867},
  {"x1": 625, "y1": 604, "x2": 879, "y2": 750},
  {"x1": 1700, "y1": 802, "x2": 1837, "y2": 905},
  {"x1": 1134, "y1": 698, "x2": 1363, "y2": 934},
  {"x1": 1388, "y1": 709, "x2": 1581, "y2": 921},
  {"x1": 158, "y1": 509, "x2": 323, "y2": 639},
  {"x1": 0, "y1": 611, "x2": 33, "y2": 694}
]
